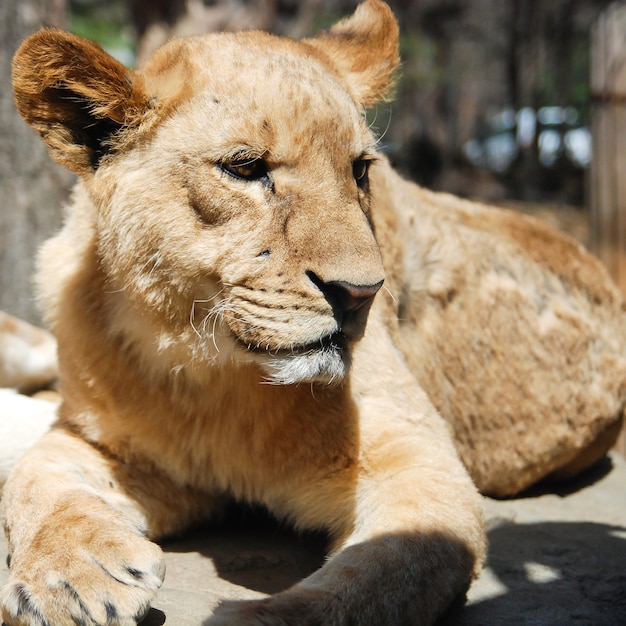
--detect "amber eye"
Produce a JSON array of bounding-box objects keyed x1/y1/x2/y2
[
  {"x1": 352, "y1": 158, "x2": 370, "y2": 190},
  {"x1": 220, "y1": 158, "x2": 269, "y2": 183}
]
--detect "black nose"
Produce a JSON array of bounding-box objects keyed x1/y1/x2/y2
[{"x1": 307, "y1": 271, "x2": 383, "y2": 338}]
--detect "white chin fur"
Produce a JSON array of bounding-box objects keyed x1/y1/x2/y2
[{"x1": 258, "y1": 345, "x2": 350, "y2": 385}]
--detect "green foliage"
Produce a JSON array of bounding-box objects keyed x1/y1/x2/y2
[{"x1": 69, "y1": 0, "x2": 135, "y2": 64}]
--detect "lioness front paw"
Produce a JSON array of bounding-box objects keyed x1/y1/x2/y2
[{"x1": 1, "y1": 515, "x2": 165, "y2": 626}]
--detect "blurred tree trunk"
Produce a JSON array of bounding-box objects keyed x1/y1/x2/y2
[{"x1": 0, "y1": 0, "x2": 72, "y2": 325}]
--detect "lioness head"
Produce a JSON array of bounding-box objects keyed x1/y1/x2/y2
[{"x1": 12, "y1": 0, "x2": 399, "y2": 385}]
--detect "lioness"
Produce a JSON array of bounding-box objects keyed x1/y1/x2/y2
[{"x1": 2, "y1": 1, "x2": 625, "y2": 624}]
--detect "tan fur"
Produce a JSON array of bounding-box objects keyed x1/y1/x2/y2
[
  {"x1": 372, "y1": 168, "x2": 626, "y2": 495},
  {"x1": 2, "y1": 1, "x2": 624, "y2": 624},
  {"x1": 0, "y1": 311, "x2": 57, "y2": 392}
]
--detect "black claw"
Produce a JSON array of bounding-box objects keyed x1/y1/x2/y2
[
  {"x1": 125, "y1": 566, "x2": 145, "y2": 581},
  {"x1": 105, "y1": 601, "x2": 118, "y2": 621},
  {"x1": 12, "y1": 584, "x2": 51, "y2": 626},
  {"x1": 61, "y1": 581, "x2": 93, "y2": 626}
]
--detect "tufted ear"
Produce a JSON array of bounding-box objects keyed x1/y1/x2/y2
[
  {"x1": 304, "y1": 0, "x2": 400, "y2": 109},
  {"x1": 12, "y1": 29, "x2": 154, "y2": 177}
]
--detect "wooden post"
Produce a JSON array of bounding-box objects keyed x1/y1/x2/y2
[{"x1": 590, "y1": 2, "x2": 626, "y2": 455}]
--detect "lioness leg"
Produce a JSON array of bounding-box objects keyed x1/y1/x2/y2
[
  {"x1": 1, "y1": 427, "x2": 214, "y2": 626},
  {"x1": 211, "y1": 426, "x2": 485, "y2": 626}
]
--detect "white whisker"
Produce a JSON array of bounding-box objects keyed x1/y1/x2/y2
[
  {"x1": 374, "y1": 104, "x2": 393, "y2": 144},
  {"x1": 190, "y1": 289, "x2": 230, "y2": 349},
  {"x1": 382, "y1": 284, "x2": 397, "y2": 303}
]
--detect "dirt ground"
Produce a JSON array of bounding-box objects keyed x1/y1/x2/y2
[{"x1": 2, "y1": 455, "x2": 624, "y2": 625}]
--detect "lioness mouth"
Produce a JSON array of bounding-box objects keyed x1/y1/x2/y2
[
  {"x1": 242, "y1": 331, "x2": 351, "y2": 385},
  {"x1": 244, "y1": 331, "x2": 348, "y2": 356}
]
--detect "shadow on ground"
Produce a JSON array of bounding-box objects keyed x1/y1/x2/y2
[
  {"x1": 166, "y1": 505, "x2": 326, "y2": 594},
  {"x1": 132, "y1": 458, "x2": 626, "y2": 625},
  {"x1": 440, "y1": 519, "x2": 626, "y2": 625}
]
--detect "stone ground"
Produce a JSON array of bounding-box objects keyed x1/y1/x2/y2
[{"x1": 1, "y1": 453, "x2": 624, "y2": 625}]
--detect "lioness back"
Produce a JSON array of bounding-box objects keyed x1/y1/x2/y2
[{"x1": 371, "y1": 164, "x2": 626, "y2": 495}]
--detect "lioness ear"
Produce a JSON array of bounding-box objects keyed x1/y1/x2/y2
[
  {"x1": 304, "y1": 0, "x2": 400, "y2": 108},
  {"x1": 12, "y1": 29, "x2": 153, "y2": 176}
]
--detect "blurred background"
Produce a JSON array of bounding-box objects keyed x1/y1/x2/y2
[{"x1": 1, "y1": 0, "x2": 625, "y2": 448}]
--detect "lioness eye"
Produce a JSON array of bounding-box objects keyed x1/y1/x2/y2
[
  {"x1": 352, "y1": 159, "x2": 369, "y2": 190},
  {"x1": 220, "y1": 158, "x2": 269, "y2": 183}
]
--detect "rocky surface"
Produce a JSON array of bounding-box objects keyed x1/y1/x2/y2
[{"x1": 1, "y1": 454, "x2": 624, "y2": 625}]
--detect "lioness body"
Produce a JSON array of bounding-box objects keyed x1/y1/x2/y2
[
  {"x1": 374, "y1": 165, "x2": 626, "y2": 494},
  {"x1": 2, "y1": 1, "x2": 624, "y2": 625}
]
